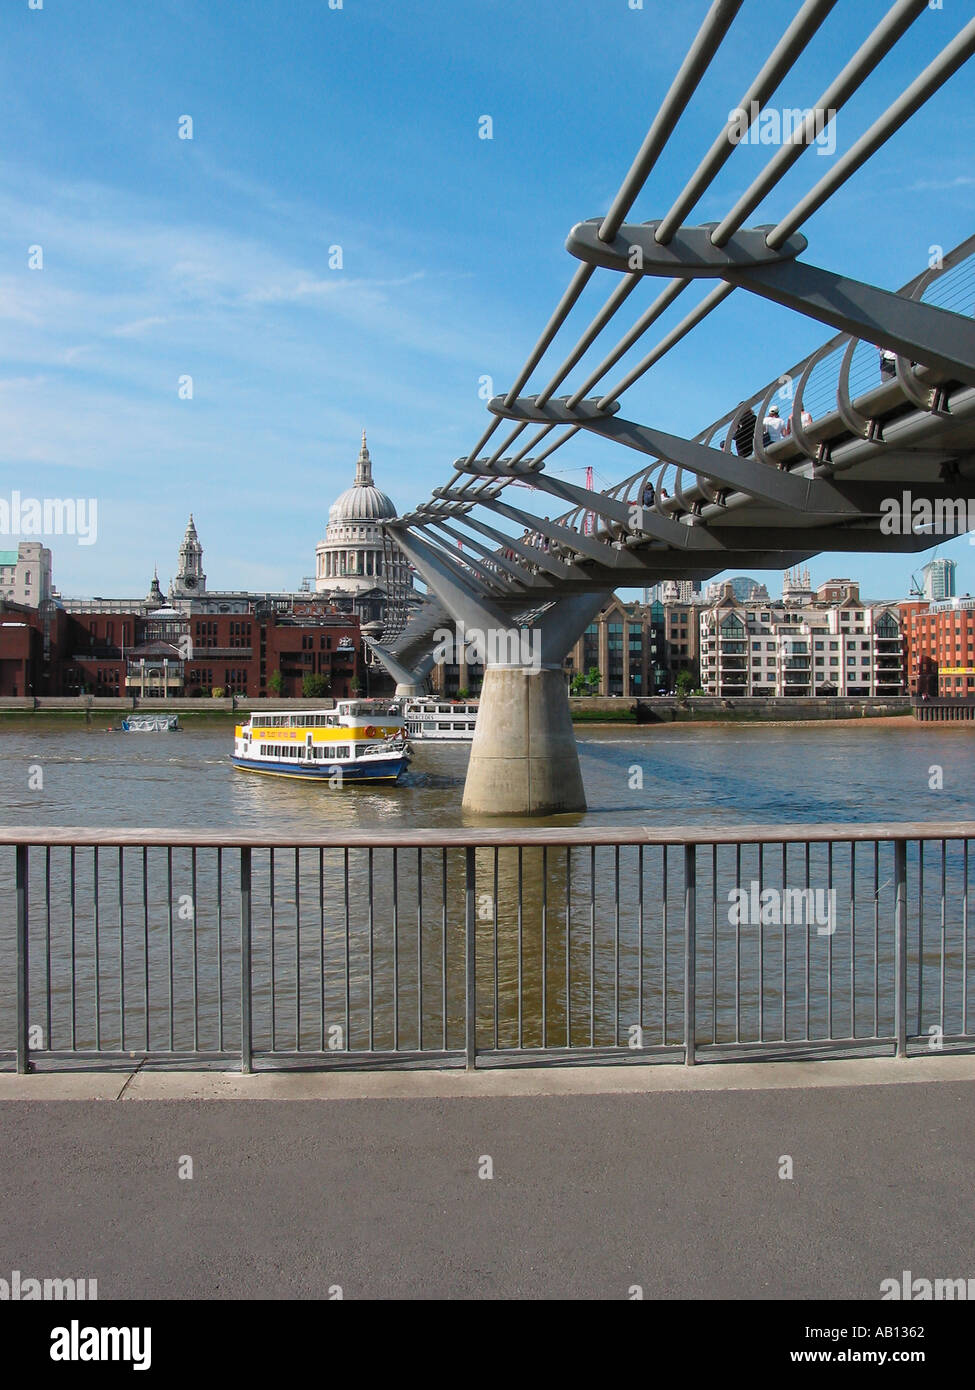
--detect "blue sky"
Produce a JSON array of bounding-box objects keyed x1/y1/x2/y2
[{"x1": 3, "y1": 0, "x2": 974, "y2": 601}]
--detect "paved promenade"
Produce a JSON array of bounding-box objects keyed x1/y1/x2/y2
[{"x1": 2, "y1": 1057, "x2": 974, "y2": 1300}]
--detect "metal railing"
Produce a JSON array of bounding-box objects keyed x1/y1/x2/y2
[{"x1": 1, "y1": 823, "x2": 972, "y2": 1073}]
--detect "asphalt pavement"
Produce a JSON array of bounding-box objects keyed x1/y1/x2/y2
[{"x1": 1, "y1": 1058, "x2": 973, "y2": 1299}]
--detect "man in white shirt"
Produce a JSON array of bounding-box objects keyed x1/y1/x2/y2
[{"x1": 763, "y1": 405, "x2": 787, "y2": 443}]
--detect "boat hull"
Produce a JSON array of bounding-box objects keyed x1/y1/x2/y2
[{"x1": 231, "y1": 755, "x2": 408, "y2": 784}]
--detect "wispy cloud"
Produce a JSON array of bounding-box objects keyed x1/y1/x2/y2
[{"x1": 904, "y1": 176, "x2": 975, "y2": 194}]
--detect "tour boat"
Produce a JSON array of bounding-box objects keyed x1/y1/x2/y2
[
  {"x1": 403, "y1": 698, "x2": 479, "y2": 741},
  {"x1": 232, "y1": 701, "x2": 411, "y2": 783},
  {"x1": 121, "y1": 713, "x2": 180, "y2": 732}
]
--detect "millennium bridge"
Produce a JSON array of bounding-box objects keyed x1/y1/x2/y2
[{"x1": 368, "y1": 0, "x2": 975, "y2": 816}]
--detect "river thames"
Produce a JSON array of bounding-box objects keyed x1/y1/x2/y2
[
  {"x1": 2, "y1": 718, "x2": 973, "y2": 1060},
  {"x1": 2, "y1": 717, "x2": 972, "y2": 831}
]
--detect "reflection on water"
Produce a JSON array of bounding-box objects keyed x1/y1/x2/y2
[{"x1": 1, "y1": 720, "x2": 973, "y2": 1058}]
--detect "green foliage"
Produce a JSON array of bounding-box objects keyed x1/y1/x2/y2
[
  {"x1": 570, "y1": 666, "x2": 601, "y2": 696},
  {"x1": 302, "y1": 673, "x2": 331, "y2": 697},
  {"x1": 268, "y1": 670, "x2": 283, "y2": 695}
]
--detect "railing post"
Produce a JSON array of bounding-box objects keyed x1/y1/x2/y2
[
  {"x1": 465, "y1": 846, "x2": 477, "y2": 1070},
  {"x1": 16, "y1": 844, "x2": 30, "y2": 1074},
  {"x1": 240, "y1": 847, "x2": 253, "y2": 1074},
  {"x1": 684, "y1": 843, "x2": 697, "y2": 1067},
  {"x1": 894, "y1": 838, "x2": 908, "y2": 1058}
]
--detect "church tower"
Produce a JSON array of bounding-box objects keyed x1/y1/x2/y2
[
  {"x1": 171, "y1": 514, "x2": 206, "y2": 598},
  {"x1": 145, "y1": 567, "x2": 165, "y2": 610}
]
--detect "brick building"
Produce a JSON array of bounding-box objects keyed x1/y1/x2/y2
[
  {"x1": 0, "y1": 601, "x2": 364, "y2": 700},
  {"x1": 905, "y1": 595, "x2": 975, "y2": 697}
]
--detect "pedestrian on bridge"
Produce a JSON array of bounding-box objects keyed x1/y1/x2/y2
[
  {"x1": 734, "y1": 404, "x2": 757, "y2": 457},
  {"x1": 763, "y1": 405, "x2": 787, "y2": 443}
]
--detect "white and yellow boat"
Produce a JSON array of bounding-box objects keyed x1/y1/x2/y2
[{"x1": 232, "y1": 701, "x2": 411, "y2": 784}]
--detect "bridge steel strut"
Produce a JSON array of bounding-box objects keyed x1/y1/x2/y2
[
  {"x1": 566, "y1": 220, "x2": 975, "y2": 388},
  {"x1": 387, "y1": 522, "x2": 611, "y2": 816},
  {"x1": 362, "y1": 637, "x2": 435, "y2": 697}
]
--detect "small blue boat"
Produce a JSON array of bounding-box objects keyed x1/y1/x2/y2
[{"x1": 121, "y1": 714, "x2": 180, "y2": 732}]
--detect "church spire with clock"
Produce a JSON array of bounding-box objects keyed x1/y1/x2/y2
[{"x1": 171, "y1": 514, "x2": 206, "y2": 598}]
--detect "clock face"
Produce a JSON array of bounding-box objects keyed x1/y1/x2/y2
[{"x1": 184, "y1": 576, "x2": 196, "y2": 588}]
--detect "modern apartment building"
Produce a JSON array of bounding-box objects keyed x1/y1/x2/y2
[{"x1": 700, "y1": 579, "x2": 904, "y2": 697}]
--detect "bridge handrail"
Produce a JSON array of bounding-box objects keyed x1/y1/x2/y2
[
  {"x1": 544, "y1": 236, "x2": 975, "y2": 536},
  {"x1": 2, "y1": 822, "x2": 972, "y2": 850}
]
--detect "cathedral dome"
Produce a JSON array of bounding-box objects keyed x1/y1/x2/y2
[
  {"x1": 328, "y1": 433, "x2": 396, "y2": 523},
  {"x1": 315, "y1": 430, "x2": 411, "y2": 600},
  {"x1": 329, "y1": 485, "x2": 396, "y2": 523}
]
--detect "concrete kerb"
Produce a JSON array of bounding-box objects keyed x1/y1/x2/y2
[{"x1": 2, "y1": 1053, "x2": 975, "y2": 1102}]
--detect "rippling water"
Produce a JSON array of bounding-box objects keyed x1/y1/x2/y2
[
  {"x1": 1, "y1": 717, "x2": 973, "y2": 1060},
  {"x1": 2, "y1": 716, "x2": 973, "y2": 831}
]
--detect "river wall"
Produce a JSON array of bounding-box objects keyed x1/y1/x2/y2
[{"x1": 0, "y1": 694, "x2": 914, "y2": 721}]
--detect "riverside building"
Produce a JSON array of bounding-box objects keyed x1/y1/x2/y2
[
  {"x1": 906, "y1": 595, "x2": 975, "y2": 697},
  {"x1": 700, "y1": 574, "x2": 905, "y2": 697},
  {"x1": 566, "y1": 595, "x2": 670, "y2": 697}
]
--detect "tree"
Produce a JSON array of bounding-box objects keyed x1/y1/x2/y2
[
  {"x1": 302, "y1": 673, "x2": 330, "y2": 697},
  {"x1": 268, "y1": 670, "x2": 283, "y2": 695},
  {"x1": 211, "y1": 686, "x2": 225, "y2": 699},
  {"x1": 350, "y1": 676, "x2": 362, "y2": 694},
  {"x1": 571, "y1": 667, "x2": 601, "y2": 696},
  {"x1": 675, "y1": 669, "x2": 695, "y2": 696},
  {"x1": 456, "y1": 687, "x2": 470, "y2": 699}
]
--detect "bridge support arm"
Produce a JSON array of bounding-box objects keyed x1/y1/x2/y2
[
  {"x1": 724, "y1": 257, "x2": 975, "y2": 388},
  {"x1": 489, "y1": 396, "x2": 860, "y2": 515}
]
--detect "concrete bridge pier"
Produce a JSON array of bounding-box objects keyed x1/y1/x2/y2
[
  {"x1": 384, "y1": 523, "x2": 608, "y2": 815},
  {"x1": 463, "y1": 663, "x2": 583, "y2": 815},
  {"x1": 462, "y1": 591, "x2": 608, "y2": 816}
]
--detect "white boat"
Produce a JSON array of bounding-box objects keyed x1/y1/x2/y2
[
  {"x1": 232, "y1": 701, "x2": 411, "y2": 783},
  {"x1": 403, "y1": 698, "x2": 479, "y2": 741},
  {"x1": 121, "y1": 713, "x2": 180, "y2": 732}
]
